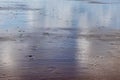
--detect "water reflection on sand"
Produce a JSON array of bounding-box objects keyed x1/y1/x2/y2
[{"x1": 0, "y1": 0, "x2": 120, "y2": 80}]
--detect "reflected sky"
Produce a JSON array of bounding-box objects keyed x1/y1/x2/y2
[{"x1": 0, "y1": 0, "x2": 120, "y2": 33}]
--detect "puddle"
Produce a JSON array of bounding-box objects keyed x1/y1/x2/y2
[{"x1": 0, "y1": 0, "x2": 120, "y2": 80}]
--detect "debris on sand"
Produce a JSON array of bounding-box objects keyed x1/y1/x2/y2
[
  {"x1": 28, "y1": 55, "x2": 33, "y2": 57},
  {"x1": 43, "y1": 32, "x2": 50, "y2": 36},
  {"x1": 47, "y1": 66, "x2": 57, "y2": 73},
  {"x1": 88, "y1": 1, "x2": 108, "y2": 4}
]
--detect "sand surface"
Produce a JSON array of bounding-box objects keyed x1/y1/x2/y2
[{"x1": 0, "y1": 0, "x2": 120, "y2": 80}]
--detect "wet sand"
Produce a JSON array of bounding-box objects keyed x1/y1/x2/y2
[{"x1": 0, "y1": 0, "x2": 120, "y2": 80}]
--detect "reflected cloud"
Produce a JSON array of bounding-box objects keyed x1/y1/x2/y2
[
  {"x1": 77, "y1": 38, "x2": 90, "y2": 63},
  {"x1": 0, "y1": 42, "x2": 14, "y2": 67}
]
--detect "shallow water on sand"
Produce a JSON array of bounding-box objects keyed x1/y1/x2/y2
[{"x1": 0, "y1": 0, "x2": 120, "y2": 80}]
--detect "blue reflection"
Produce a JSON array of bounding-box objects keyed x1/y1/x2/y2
[{"x1": 0, "y1": 0, "x2": 120, "y2": 32}]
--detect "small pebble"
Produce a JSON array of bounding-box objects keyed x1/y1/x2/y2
[{"x1": 28, "y1": 55, "x2": 33, "y2": 57}]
